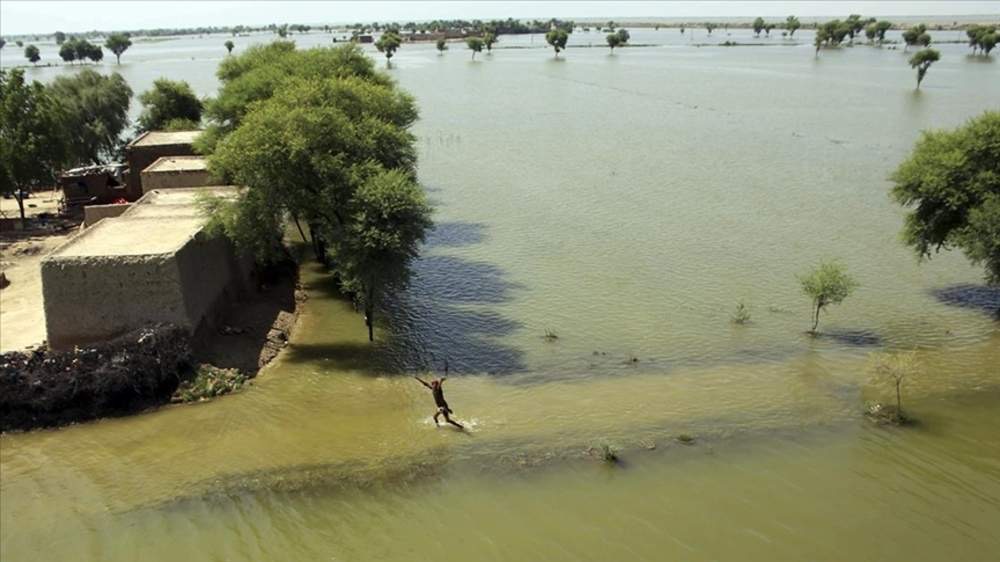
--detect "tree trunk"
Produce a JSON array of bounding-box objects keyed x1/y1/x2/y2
[
  {"x1": 810, "y1": 302, "x2": 821, "y2": 333},
  {"x1": 895, "y1": 379, "x2": 902, "y2": 418},
  {"x1": 116, "y1": 54, "x2": 121, "y2": 64},
  {"x1": 14, "y1": 188, "x2": 27, "y2": 230},
  {"x1": 292, "y1": 216, "x2": 309, "y2": 243}
]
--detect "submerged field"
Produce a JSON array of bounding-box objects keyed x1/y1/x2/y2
[{"x1": 2, "y1": 27, "x2": 1000, "y2": 561}]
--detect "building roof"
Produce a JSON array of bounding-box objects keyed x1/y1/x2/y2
[
  {"x1": 48, "y1": 186, "x2": 238, "y2": 259},
  {"x1": 142, "y1": 156, "x2": 209, "y2": 174},
  {"x1": 128, "y1": 130, "x2": 202, "y2": 148}
]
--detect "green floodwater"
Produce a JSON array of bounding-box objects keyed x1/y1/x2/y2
[{"x1": 3, "y1": 29, "x2": 1000, "y2": 561}]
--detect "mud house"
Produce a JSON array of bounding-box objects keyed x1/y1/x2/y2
[
  {"x1": 125, "y1": 130, "x2": 201, "y2": 200},
  {"x1": 41, "y1": 187, "x2": 252, "y2": 350},
  {"x1": 58, "y1": 164, "x2": 129, "y2": 209},
  {"x1": 140, "y1": 156, "x2": 212, "y2": 193}
]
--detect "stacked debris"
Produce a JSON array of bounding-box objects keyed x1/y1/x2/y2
[{"x1": 0, "y1": 324, "x2": 192, "y2": 432}]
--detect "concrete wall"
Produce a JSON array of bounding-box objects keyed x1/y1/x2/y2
[
  {"x1": 83, "y1": 203, "x2": 131, "y2": 228},
  {"x1": 141, "y1": 169, "x2": 213, "y2": 192}
]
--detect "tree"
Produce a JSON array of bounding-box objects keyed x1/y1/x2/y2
[
  {"x1": 436, "y1": 38, "x2": 447, "y2": 54},
  {"x1": 105, "y1": 33, "x2": 132, "y2": 64},
  {"x1": 375, "y1": 31, "x2": 402, "y2": 64},
  {"x1": 54, "y1": 31, "x2": 66, "y2": 45},
  {"x1": 16, "y1": 40, "x2": 23, "y2": 48},
  {"x1": 224, "y1": 40, "x2": 234, "y2": 54},
  {"x1": 753, "y1": 17, "x2": 765, "y2": 37},
  {"x1": 24, "y1": 44, "x2": 40, "y2": 65},
  {"x1": 890, "y1": 111, "x2": 1000, "y2": 284},
  {"x1": 205, "y1": 55, "x2": 427, "y2": 341},
  {"x1": 606, "y1": 33, "x2": 621, "y2": 52},
  {"x1": 48, "y1": 70, "x2": 132, "y2": 165},
  {"x1": 483, "y1": 31, "x2": 497, "y2": 53},
  {"x1": 0, "y1": 70, "x2": 67, "y2": 228},
  {"x1": 86, "y1": 43, "x2": 104, "y2": 63},
  {"x1": 902, "y1": 24, "x2": 928, "y2": 51},
  {"x1": 545, "y1": 28, "x2": 568, "y2": 57},
  {"x1": 909, "y1": 48, "x2": 939, "y2": 89},
  {"x1": 874, "y1": 20, "x2": 892, "y2": 44},
  {"x1": 465, "y1": 37, "x2": 484, "y2": 59},
  {"x1": 786, "y1": 16, "x2": 801, "y2": 36},
  {"x1": 203, "y1": 41, "x2": 390, "y2": 144},
  {"x1": 869, "y1": 351, "x2": 920, "y2": 424},
  {"x1": 864, "y1": 22, "x2": 878, "y2": 43},
  {"x1": 59, "y1": 41, "x2": 76, "y2": 64},
  {"x1": 334, "y1": 169, "x2": 433, "y2": 341},
  {"x1": 137, "y1": 78, "x2": 202, "y2": 133},
  {"x1": 798, "y1": 260, "x2": 858, "y2": 333},
  {"x1": 845, "y1": 14, "x2": 865, "y2": 43},
  {"x1": 277, "y1": 25, "x2": 288, "y2": 38},
  {"x1": 966, "y1": 25, "x2": 997, "y2": 54}
]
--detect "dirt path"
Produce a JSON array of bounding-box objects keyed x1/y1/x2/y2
[{"x1": 1, "y1": 231, "x2": 75, "y2": 352}]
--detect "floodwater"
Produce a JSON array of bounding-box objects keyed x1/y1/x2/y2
[{"x1": 3, "y1": 27, "x2": 1000, "y2": 561}]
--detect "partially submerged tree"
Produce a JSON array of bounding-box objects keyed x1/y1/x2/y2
[
  {"x1": 753, "y1": 17, "x2": 765, "y2": 37},
  {"x1": 48, "y1": 69, "x2": 132, "y2": 165},
  {"x1": 901, "y1": 24, "x2": 928, "y2": 51},
  {"x1": 908, "y1": 48, "x2": 939, "y2": 89},
  {"x1": 606, "y1": 32, "x2": 622, "y2": 53},
  {"x1": 105, "y1": 33, "x2": 132, "y2": 64},
  {"x1": 874, "y1": 20, "x2": 892, "y2": 45},
  {"x1": 545, "y1": 28, "x2": 568, "y2": 57},
  {"x1": 966, "y1": 24, "x2": 998, "y2": 55},
  {"x1": 465, "y1": 36, "x2": 484, "y2": 59},
  {"x1": 435, "y1": 38, "x2": 447, "y2": 54},
  {"x1": 483, "y1": 31, "x2": 497, "y2": 53},
  {"x1": 891, "y1": 111, "x2": 1000, "y2": 285},
  {"x1": 59, "y1": 41, "x2": 76, "y2": 64},
  {"x1": 224, "y1": 40, "x2": 234, "y2": 54},
  {"x1": 137, "y1": 78, "x2": 203, "y2": 132},
  {"x1": 786, "y1": 15, "x2": 801, "y2": 37},
  {"x1": 24, "y1": 44, "x2": 40, "y2": 65},
  {"x1": 54, "y1": 31, "x2": 66, "y2": 45},
  {"x1": 0, "y1": 70, "x2": 67, "y2": 228},
  {"x1": 798, "y1": 260, "x2": 858, "y2": 333},
  {"x1": 704, "y1": 22, "x2": 716, "y2": 35},
  {"x1": 869, "y1": 350, "x2": 920, "y2": 424},
  {"x1": 375, "y1": 30, "x2": 402, "y2": 64}
]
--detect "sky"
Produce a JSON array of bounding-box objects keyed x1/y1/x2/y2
[{"x1": 2, "y1": 1, "x2": 998, "y2": 35}]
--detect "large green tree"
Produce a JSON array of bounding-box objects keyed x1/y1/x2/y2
[
  {"x1": 105, "y1": 33, "x2": 132, "y2": 64},
  {"x1": 0, "y1": 70, "x2": 67, "y2": 227},
  {"x1": 204, "y1": 46, "x2": 430, "y2": 340},
  {"x1": 891, "y1": 111, "x2": 1000, "y2": 284},
  {"x1": 137, "y1": 78, "x2": 202, "y2": 132},
  {"x1": 48, "y1": 69, "x2": 132, "y2": 165}
]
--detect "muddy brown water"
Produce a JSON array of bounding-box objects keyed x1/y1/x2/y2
[{"x1": 2, "y1": 28, "x2": 1000, "y2": 561}]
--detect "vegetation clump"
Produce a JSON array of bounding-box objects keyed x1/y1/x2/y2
[
  {"x1": 908, "y1": 48, "x2": 940, "y2": 89},
  {"x1": 676, "y1": 434, "x2": 696, "y2": 445},
  {"x1": 172, "y1": 364, "x2": 249, "y2": 403},
  {"x1": 375, "y1": 30, "x2": 402, "y2": 64},
  {"x1": 545, "y1": 28, "x2": 569, "y2": 57},
  {"x1": 589, "y1": 443, "x2": 619, "y2": 463},
  {"x1": 798, "y1": 260, "x2": 858, "y2": 334},
  {"x1": 465, "y1": 36, "x2": 484, "y2": 59},
  {"x1": 731, "y1": 301, "x2": 751, "y2": 324},
  {"x1": 137, "y1": 78, "x2": 202, "y2": 133}
]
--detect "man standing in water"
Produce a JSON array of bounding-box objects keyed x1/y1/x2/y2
[{"x1": 414, "y1": 375, "x2": 464, "y2": 429}]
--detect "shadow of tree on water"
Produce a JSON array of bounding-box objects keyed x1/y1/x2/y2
[
  {"x1": 932, "y1": 284, "x2": 1000, "y2": 318},
  {"x1": 815, "y1": 329, "x2": 883, "y2": 347},
  {"x1": 381, "y1": 222, "x2": 526, "y2": 375}
]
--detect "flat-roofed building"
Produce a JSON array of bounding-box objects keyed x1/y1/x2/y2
[
  {"x1": 141, "y1": 156, "x2": 212, "y2": 193},
  {"x1": 125, "y1": 130, "x2": 201, "y2": 200},
  {"x1": 41, "y1": 186, "x2": 252, "y2": 349}
]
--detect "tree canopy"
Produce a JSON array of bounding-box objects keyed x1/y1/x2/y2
[
  {"x1": 105, "y1": 33, "x2": 132, "y2": 64},
  {"x1": 545, "y1": 28, "x2": 568, "y2": 57},
  {"x1": 202, "y1": 44, "x2": 430, "y2": 340},
  {"x1": 798, "y1": 260, "x2": 858, "y2": 333},
  {"x1": 436, "y1": 38, "x2": 447, "y2": 53},
  {"x1": 908, "y1": 48, "x2": 940, "y2": 89},
  {"x1": 224, "y1": 40, "x2": 234, "y2": 54},
  {"x1": 137, "y1": 78, "x2": 202, "y2": 133},
  {"x1": 785, "y1": 16, "x2": 801, "y2": 36},
  {"x1": 966, "y1": 24, "x2": 998, "y2": 55},
  {"x1": 0, "y1": 70, "x2": 67, "y2": 226},
  {"x1": 375, "y1": 31, "x2": 402, "y2": 62},
  {"x1": 48, "y1": 69, "x2": 132, "y2": 165},
  {"x1": 901, "y1": 24, "x2": 929, "y2": 50},
  {"x1": 24, "y1": 44, "x2": 40, "y2": 65},
  {"x1": 465, "y1": 37, "x2": 484, "y2": 59},
  {"x1": 891, "y1": 111, "x2": 1000, "y2": 284}
]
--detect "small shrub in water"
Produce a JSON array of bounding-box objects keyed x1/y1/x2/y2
[
  {"x1": 676, "y1": 434, "x2": 695, "y2": 445},
  {"x1": 589, "y1": 444, "x2": 619, "y2": 463},
  {"x1": 172, "y1": 364, "x2": 248, "y2": 403},
  {"x1": 543, "y1": 329, "x2": 559, "y2": 341},
  {"x1": 732, "y1": 301, "x2": 751, "y2": 324}
]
